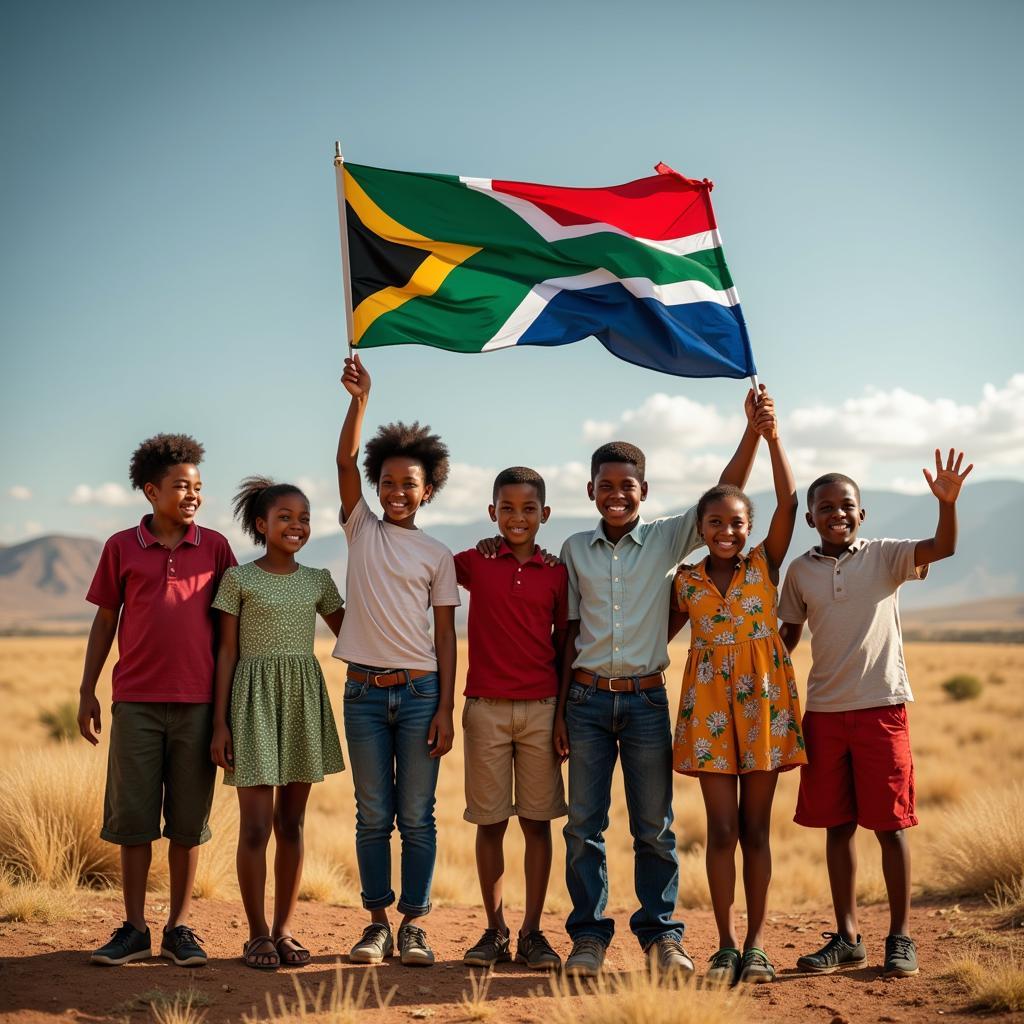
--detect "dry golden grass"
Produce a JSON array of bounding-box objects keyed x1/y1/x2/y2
[
  {"x1": 458, "y1": 969, "x2": 496, "y2": 1021},
  {"x1": 0, "y1": 637, "x2": 1021, "y2": 914},
  {"x1": 243, "y1": 964, "x2": 396, "y2": 1024},
  {"x1": 0, "y1": 867, "x2": 75, "y2": 923},
  {"x1": 943, "y1": 952, "x2": 1024, "y2": 1012},
  {"x1": 543, "y1": 964, "x2": 748, "y2": 1024}
]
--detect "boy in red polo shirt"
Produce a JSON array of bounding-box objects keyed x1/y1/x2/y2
[
  {"x1": 455, "y1": 467, "x2": 568, "y2": 971},
  {"x1": 76, "y1": 434, "x2": 235, "y2": 968}
]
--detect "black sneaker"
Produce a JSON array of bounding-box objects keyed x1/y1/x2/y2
[
  {"x1": 706, "y1": 947, "x2": 742, "y2": 986},
  {"x1": 515, "y1": 930, "x2": 560, "y2": 970},
  {"x1": 883, "y1": 934, "x2": 919, "y2": 977},
  {"x1": 90, "y1": 921, "x2": 152, "y2": 966},
  {"x1": 797, "y1": 931, "x2": 867, "y2": 974},
  {"x1": 464, "y1": 927, "x2": 511, "y2": 967},
  {"x1": 739, "y1": 947, "x2": 775, "y2": 983},
  {"x1": 160, "y1": 924, "x2": 208, "y2": 967}
]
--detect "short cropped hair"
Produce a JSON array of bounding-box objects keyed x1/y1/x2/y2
[
  {"x1": 232, "y1": 476, "x2": 308, "y2": 546},
  {"x1": 806, "y1": 473, "x2": 861, "y2": 509},
  {"x1": 129, "y1": 433, "x2": 205, "y2": 490},
  {"x1": 363, "y1": 421, "x2": 450, "y2": 500},
  {"x1": 590, "y1": 441, "x2": 646, "y2": 481},
  {"x1": 492, "y1": 466, "x2": 546, "y2": 505},
  {"x1": 696, "y1": 484, "x2": 754, "y2": 527}
]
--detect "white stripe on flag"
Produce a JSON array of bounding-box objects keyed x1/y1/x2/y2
[
  {"x1": 482, "y1": 270, "x2": 741, "y2": 351},
  {"x1": 460, "y1": 177, "x2": 722, "y2": 258}
]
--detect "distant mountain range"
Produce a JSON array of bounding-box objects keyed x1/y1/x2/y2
[{"x1": 2, "y1": 480, "x2": 1021, "y2": 634}]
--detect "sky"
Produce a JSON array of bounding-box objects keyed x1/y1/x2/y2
[{"x1": 2, "y1": 0, "x2": 1021, "y2": 549}]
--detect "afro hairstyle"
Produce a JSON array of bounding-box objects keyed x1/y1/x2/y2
[
  {"x1": 362, "y1": 421, "x2": 449, "y2": 500},
  {"x1": 129, "y1": 433, "x2": 205, "y2": 491}
]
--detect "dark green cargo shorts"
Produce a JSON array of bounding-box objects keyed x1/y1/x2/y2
[{"x1": 101, "y1": 701, "x2": 216, "y2": 847}]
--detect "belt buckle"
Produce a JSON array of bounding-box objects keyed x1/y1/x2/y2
[
  {"x1": 607, "y1": 675, "x2": 634, "y2": 693},
  {"x1": 371, "y1": 671, "x2": 391, "y2": 688}
]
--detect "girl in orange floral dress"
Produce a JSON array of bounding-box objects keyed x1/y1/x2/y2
[{"x1": 671, "y1": 408, "x2": 804, "y2": 986}]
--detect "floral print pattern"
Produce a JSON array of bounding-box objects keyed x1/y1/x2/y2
[{"x1": 671, "y1": 543, "x2": 806, "y2": 776}]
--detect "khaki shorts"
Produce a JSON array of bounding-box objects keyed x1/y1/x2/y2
[
  {"x1": 101, "y1": 701, "x2": 216, "y2": 847},
  {"x1": 462, "y1": 696, "x2": 567, "y2": 825}
]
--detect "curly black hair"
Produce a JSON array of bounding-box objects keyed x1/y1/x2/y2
[
  {"x1": 807, "y1": 472, "x2": 861, "y2": 509},
  {"x1": 590, "y1": 441, "x2": 646, "y2": 481},
  {"x1": 232, "y1": 476, "x2": 308, "y2": 546},
  {"x1": 362, "y1": 421, "x2": 449, "y2": 500},
  {"x1": 492, "y1": 466, "x2": 546, "y2": 505},
  {"x1": 695, "y1": 484, "x2": 754, "y2": 528},
  {"x1": 128, "y1": 433, "x2": 205, "y2": 490}
]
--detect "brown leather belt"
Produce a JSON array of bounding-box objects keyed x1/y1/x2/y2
[
  {"x1": 347, "y1": 667, "x2": 435, "y2": 688},
  {"x1": 573, "y1": 669, "x2": 665, "y2": 692}
]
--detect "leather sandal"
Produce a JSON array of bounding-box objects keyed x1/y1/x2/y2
[
  {"x1": 275, "y1": 934, "x2": 311, "y2": 966},
  {"x1": 242, "y1": 935, "x2": 280, "y2": 970}
]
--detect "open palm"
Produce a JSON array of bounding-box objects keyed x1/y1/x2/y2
[{"x1": 923, "y1": 448, "x2": 973, "y2": 504}]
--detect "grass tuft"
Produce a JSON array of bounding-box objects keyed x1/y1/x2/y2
[
  {"x1": 941, "y1": 673, "x2": 983, "y2": 701},
  {"x1": 543, "y1": 963, "x2": 747, "y2": 1024},
  {"x1": 944, "y1": 954, "x2": 1024, "y2": 1013},
  {"x1": 924, "y1": 784, "x2": 1024, "y2": 897},
  {"x1": 244, "y1": 963, "x2": 396, "y2": 1024},
  {"x1": 459, "y1": 969, "x2": 495, "y2": 1021}
]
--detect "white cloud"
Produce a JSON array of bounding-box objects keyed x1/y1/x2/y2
[
  {"x1": 414, "y1": 373, "x2": 1023, "y2": 524},
  {"x1": 7, "y1": 485, "x2": 31, "y2": 501},
  {"x1": 69, "y1": 483, "x2": 145, "y2": 507}
]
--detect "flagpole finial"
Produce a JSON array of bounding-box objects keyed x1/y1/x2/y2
[{"x1": 334, "y1": 141, "x2": 344, "y2": 167}]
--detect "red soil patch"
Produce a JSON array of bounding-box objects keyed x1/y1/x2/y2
[{"x1": 0, "y1": 894, "x2": 1015, "y2": 1023}]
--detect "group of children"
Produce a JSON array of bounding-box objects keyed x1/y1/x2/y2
[{"x1": 77, "y1": 352, "x2": 972, "y2": 985}]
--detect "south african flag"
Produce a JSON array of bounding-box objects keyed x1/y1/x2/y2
[{"x1": 340, "y1": 161, "x2": 756, "y2": 378}]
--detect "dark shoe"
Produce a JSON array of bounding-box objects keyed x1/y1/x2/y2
[
  {"x1": 398, "y1": 923, "x2": 435, "y2": 967},
  {"x1": 349, "y1": 923, "x2": 394, "y2": 964},
  {"x1": 647, "y1": 935, "x2": 695, "y2": 977},
  {"x1": 90, "y1": 921, "x2": 152, "y2": 966},
  {"x1": 797, "y1": 931, "x2": 867, "y2": 974},
  {"x1": 883, "y1": 934, "x2": 919, "y2": 977},
  {"x1": 706, "y1": 947, "x2": 742, "y2": 986},
  {"x1": 564, "y1": 936, "x2": 606, "y2": 978},
  {"x1": 242, "y1": 935, "x2": 280, "y2": 971},
  {"x1": 464, "y1": 928, "x2": 511, "y2": 967},
  {"x1": 161, "y1": 924, "x2": 207, "y2": 967},
  {"x1": 739, "y1": 947, "x2": 775, "y2": 983},
  {"x1": 515, "y1": 930, "x2": 561, "y2": 970}
]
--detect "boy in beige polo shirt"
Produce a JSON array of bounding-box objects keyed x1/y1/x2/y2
[{"x1": 779, "y1": 449, "x2": 972, "y2": 980}]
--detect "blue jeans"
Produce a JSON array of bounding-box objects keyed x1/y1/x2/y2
[
  {"x1": 343, "y1": 671, "x2": 440, "y2": 916},
  {"x1": 564, "y1": 680, "x2": 683, "y2": 949}
]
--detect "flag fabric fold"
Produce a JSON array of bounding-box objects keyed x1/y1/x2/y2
[{"x1": 341, "y1": 161, "x2": 756, "y2": 378}]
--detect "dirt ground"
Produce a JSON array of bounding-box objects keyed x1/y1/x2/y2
[{"x1": 1, "y1": 892, "x2": 1019, "y2": 1023}]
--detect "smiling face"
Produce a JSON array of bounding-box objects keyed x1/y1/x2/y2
[
  {"x1": 807, "y1": 480, "x2": 865, "y2": 554},
  {"x1": 588, "y1": 461, "x2": 647, "y2": 533},
  {"x1": 378, "y1": 455, "x2": 432, "y2": 527},
  {"x1": 257, "y1": 492, "x2": 311, "y2": 553},
  {"x1": 699, "y1": 495, "x2": 752, "y2": 562},
  {"x1": 489, "y1": 482, "x2": 549, "y2": 550},
  {"x1": 144, "y1": 463, "x2": 202, "y2": 526}
]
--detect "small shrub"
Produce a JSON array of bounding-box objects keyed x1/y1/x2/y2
[
  {"x1": 38, "y1": 701, "x2": 79, "y2": 742},
  {"x1": 942, "y1": 674, "x2": 983, "y2": 701}
]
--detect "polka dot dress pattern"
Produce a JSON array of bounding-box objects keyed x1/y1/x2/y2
[{"x1": 211, "y1": 563, "x2": 345, "y2": 787}]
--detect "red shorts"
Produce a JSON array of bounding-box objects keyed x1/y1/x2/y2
[{"x1": 794, "y1": 704, "x2": 917, "y2": 832}]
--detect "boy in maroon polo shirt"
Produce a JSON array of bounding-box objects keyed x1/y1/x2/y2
[
  {"x1": 455, "y1": 467, "x2": 568, "y2": 971},
  {"x1": 76, "y1": 434, "x2": 235, "y2": 967}
]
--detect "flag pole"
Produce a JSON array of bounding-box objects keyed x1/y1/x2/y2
[{"x1": 333, "y1": 141, "x2": 355, "y2": 359}]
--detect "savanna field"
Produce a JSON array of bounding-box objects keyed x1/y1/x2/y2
[{"x1": 1, "y1": 636, "x2": 1023, "y2": 1023}]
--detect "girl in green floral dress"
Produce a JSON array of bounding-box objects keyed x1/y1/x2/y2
[{"x1": 211, "y1": 478, "x2": 346, "y2": 970}]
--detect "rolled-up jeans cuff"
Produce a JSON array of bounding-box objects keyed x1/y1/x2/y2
[
  {"x1": 362, "y1": 889, "x2": 396, "y2": 910},
  {"x1": 397, "y1": 898, "x2": 431, "y2": 918}
]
